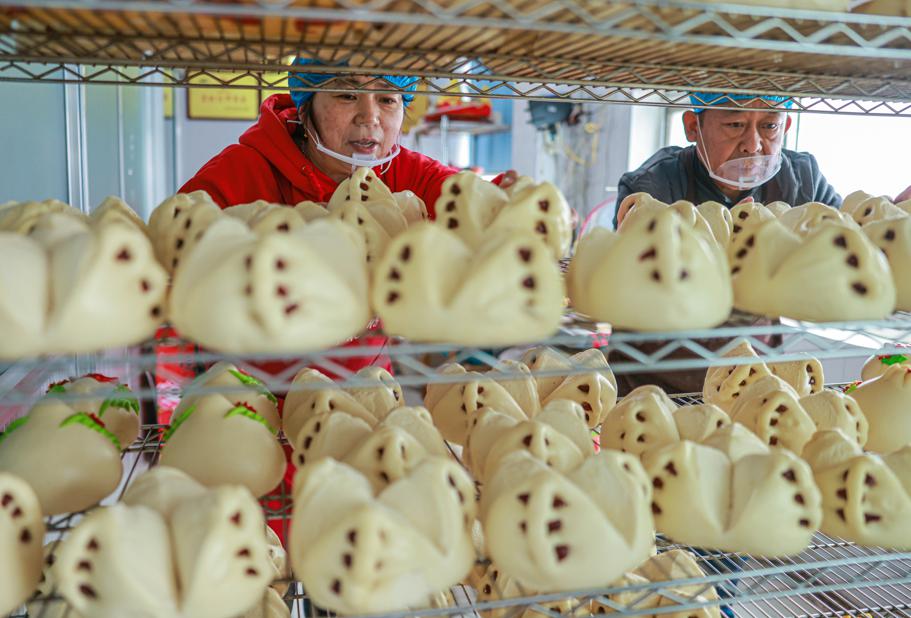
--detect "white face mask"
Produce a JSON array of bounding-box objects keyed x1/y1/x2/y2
[
  {"x1": 696, "y1": 122, "x2": 782, "y2": 191},
  {"x1": 306, "y1": 127, "x2": 401, "y2": 172}
]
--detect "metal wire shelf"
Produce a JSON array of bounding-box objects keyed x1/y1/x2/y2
[
  {"x1": 3, "y1": 0, "x2": 911, "y2": 113},
  {"x1": 1, "y1": 311, "x2": 910, "y2": 409},
  {"x1": 13, "y1": 398, "x2": 911, "y2": 618}
]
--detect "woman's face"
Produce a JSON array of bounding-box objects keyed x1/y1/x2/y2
[{"x1": 301, "y1": 76, "x2": 405, "y2": 181}]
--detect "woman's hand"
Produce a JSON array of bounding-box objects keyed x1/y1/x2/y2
[{"x1": 498, "y1": 170, "x2": 519, "y2": 191}]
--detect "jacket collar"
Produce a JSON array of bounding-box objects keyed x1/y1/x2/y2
[{"x1": 237, "y1": 94, "x2": 338, "y2": 201}]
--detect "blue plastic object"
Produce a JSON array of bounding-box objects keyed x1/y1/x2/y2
[
  {"x1": 288, "y1": 58, "x2": 419, "y2": 109},
  {"x1": 690, "y1": 92, "x2": 794, "y2": 113}
]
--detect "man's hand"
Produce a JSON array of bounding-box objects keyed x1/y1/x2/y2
[
  {"x1": 615, "y1": 193, "x2": 644, "y2": 227},
  {"x1": 736, "y1": 196, "x2": 754, "y2": 205},
  {"x1": 895, "y1": 184, "x2": 911, "y2": 203}
]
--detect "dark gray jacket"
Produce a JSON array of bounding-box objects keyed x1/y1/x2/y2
[{"x1": 614, "y1": 145, "x2": 841, "y2": 228}]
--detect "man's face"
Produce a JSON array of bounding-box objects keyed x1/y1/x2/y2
[{"x1": 685, "y1": 106, "x2": 791, "y2": 170}]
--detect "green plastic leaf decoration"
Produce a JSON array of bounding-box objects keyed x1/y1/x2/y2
[
  {"x1": 164, "y1": 405, "x2": 198, "y2": 442},
  {"x1": 228, "y1": 370, "x2": 278, "y2": 404},
  {"x1": 99, "y1": 384, "x2": 140, "y2": 417},
  {"x1": 880, "y1": 354, "x2": 910, "y2": 366},
  {"x1": 225, "y1": 405, "x2": 278, "y2": 436},
  {"x1": 59, "y1": 413, "x2": 122, "y2": 451},
  {"x1": 0, "y1": 417, "x2": 30, "y2": 447},
  {"x1": 843, "y1": 381, "x2": 862, "y2": 394}
]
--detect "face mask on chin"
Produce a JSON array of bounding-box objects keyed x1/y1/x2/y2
[
  {"x1": 696, "y1": 122, "x2": 782, "y2": 192},
  {"x1": 303, "y1": 125, "x2": 401, "y2": 174}
]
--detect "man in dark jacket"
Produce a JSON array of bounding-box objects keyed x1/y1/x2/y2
[
  {"x1": 614, "y1": 93, "x2": 841, "y2": 228},
  {"x1": 610, "y1": 94, "x2": 842, "y2": 396}
]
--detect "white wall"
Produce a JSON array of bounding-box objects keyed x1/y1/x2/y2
[
  {"x1": 792, "y1": 113, "x2": 911, "y2": 199},
  {"x1": 403, "y1": 130, "x2": 472, "y2": 169},
  {"x1": 0, "y1": 75, "x2": 167, "y2": 218},
  {"x1": 172, "y1": 89, "x2": 254, "y2": 189},
  {"x1": 628, "y1": 106, "x2": 668, "y2": 172},
  {"x1": 83, "y1": 84, "x2": 168, "y2": 219},
  {"x1": 0, "y1": 75, "x2": 69, "y2": 203}
]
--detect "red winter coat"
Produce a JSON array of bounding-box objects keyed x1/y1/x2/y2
[
  {"x1": 180, "y1": 94, "x2": 458, "y2": 217},
  {"x1": 173, "y1": 94, "x2": 461, "y2": 380},
  {"x1": 167, "y1": 94, "x2": 460, "y2": 394}
]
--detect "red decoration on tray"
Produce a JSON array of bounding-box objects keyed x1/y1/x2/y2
[
  {"x1": 47, "y1": 373, "x2": 118, "y2": 393},
  {"x1": 236, "y1": 402, "x2": 258, "y2": 414},
  {"x1": 842, "y1": 380, "x2": 863, "y2": 394},
  {"x1": 85, "y1": 373, "x2": 118, "y2": 383},
  {"x1": 425, "y1": 98, "x2": 493, "y2": 123}
]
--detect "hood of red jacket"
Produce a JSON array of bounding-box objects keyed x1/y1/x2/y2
[{"x1": 237, "y1": 94, "x2": 336, "y2": 198}]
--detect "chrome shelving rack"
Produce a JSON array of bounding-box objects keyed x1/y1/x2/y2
[
  {"x1": 1, "y1": 0, "x2": 911, "y2": 114},
  {"x1": 13, "y1": 397, "x2": 911, "y2": 618},
  {"x1": 4, "y1": 1, "x2": 911, "y2": 616},
  {"x1": 1, "y1": 311, "x2": 910, "y2": 408}
]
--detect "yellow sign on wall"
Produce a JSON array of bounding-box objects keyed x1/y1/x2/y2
[
  {"x1": 261, "y1": 72, "x2": 289, "y2": 104},
  {"x1": 187, "y1": 72, "x2": 261, "y2": 121},
  {"x1": 163, "y1": 88, "x2": 174, "y2": 119},
  {"x1": 402, "y1": 92, "x2": 430, "y2": 134}
]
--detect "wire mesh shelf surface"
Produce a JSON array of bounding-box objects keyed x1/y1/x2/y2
[
  {"x1": 1, "y1": 311, "x2": 910, "y2": 409},
  {"x1": 14, "y1": 400, "x2": 911, "y2": 618},
  {"x1": 3, "y1": 0, "x2": 911, "y2": 112}
]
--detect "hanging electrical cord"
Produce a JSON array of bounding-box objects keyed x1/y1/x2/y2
[{"x1": 558, "y1": 121, "x2": 601, "y2": 167}]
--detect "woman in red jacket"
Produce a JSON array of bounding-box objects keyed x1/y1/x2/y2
[
  {"x1": 176, "y1": 59, "x2": 516, "y2": 373},
  {"x1": 172, "y1": 61, "x2": 517, "y2": 539},
  {"x1": 180, "y1": 58, "x2": 496, "y2": 215},
  {"x1": 176, "y1": 59, "x2": 509, "y2": 373}
]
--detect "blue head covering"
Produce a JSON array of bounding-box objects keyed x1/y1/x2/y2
[
  {"x1": 288, "y1": 57, "x2": 419, "y2": 109},
  {"x1": 690, "y1": 92, "x2": 794, "y2": 113}
]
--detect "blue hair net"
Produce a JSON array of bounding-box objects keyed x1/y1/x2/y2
[
  {"x1": 288, "y1": 57, "x2": 419, "y2": 109},
  {"x1": 690, "y1": 92, "x2": 794, "y2": 113}
]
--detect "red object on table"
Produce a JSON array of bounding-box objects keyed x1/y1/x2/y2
[{"x1": 424, "y1": 100, "x2": 493, "y2": 123}]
